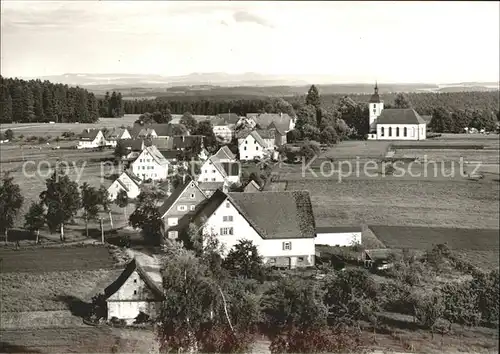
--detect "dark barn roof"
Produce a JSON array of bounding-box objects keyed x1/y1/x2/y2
[{"x1": 376, "y1": 109, "x2": 427, "y2": 125}]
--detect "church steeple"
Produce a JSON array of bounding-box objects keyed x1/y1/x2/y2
[{"x1": 369, "y1": 81, "x2": 381, "y2": 103}]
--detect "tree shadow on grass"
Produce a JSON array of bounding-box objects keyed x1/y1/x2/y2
[
  {"x1": 55, "y1": 295, "x2": 91, "y2": 318},
  {"x1": 2, "y1": 229, "x2": 36, "y2": 242},
  {"x1": 0, "y1": 342, "x2": 41, "y2": 353}
]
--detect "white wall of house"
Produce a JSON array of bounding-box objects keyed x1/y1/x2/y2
[
  {"x1": 213, "y1": 125, "x2": 234, "y2": 143},
  {"x1": 376, "y1": 124, "x2": 426, "y2": 141},
  {"x1": 77, "y1": 131, "x2": 105, "y2": 149},
  {"x1": 131, "y1": 149, "x2": 169, "y2": 181},
  {"x1": 315, "y1": 232, "x2": 362, "y2": 247},
  {"x1": 106, "y1": 269, "x2": 161, "y2": 324},
  {"x1": 107, "y1": 173, "x2": 141, "y2": 201},
  {"x1": 120, "y1": 130, "x2": 132, "y2": 140},
  {"x1": 197, "y1": 159, "x2": 226, "y2": 183},
  {"x1": 238, "y1": 134, "x2": 266, "y2": 161},
  {"x1": 202, "y1": 198, "x2": 315, "y2": 266}
]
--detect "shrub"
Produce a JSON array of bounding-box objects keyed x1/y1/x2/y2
[
  {"x1": 38, "y1": 136, "x2": 47, "y2": 144},
  {"x1": 412, "y1": 290, "x2": 444, "y2": 332}
]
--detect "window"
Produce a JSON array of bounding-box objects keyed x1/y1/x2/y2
[
  {"x1": 211, "y1": 178, "x2": 216, "y2": 181},
  {"x1": 134, "y1": 279, "x2": 137, "y2": 283},
  {"x1": 177, "y1": 205, "x2": 186, "y2": 211},
  {"x1": 223, "y1": 215, "x2": 233, "y2": 222},
  {"x1": 282, "y1": 241, "x2": 292, "y2": 250},
  {"x1": 256, "y1": 146, "x2": 259, "y2": 151},
  {"x1": 168, "y1": 217, "x2": 178, "y2": 226},
  {"x1": 268, "y1": 258, "x2": 276, "y2": 263},
  {"x1": 404, "y1": 127, "x2": 407, "y2": 137},
  {"x1": 190, "y1": 193, "x2": 195, "y2": 199},
  {"x1": 298, "y1": 257, "x2": 304, "y2": 262},
  {"x1": 134, "y1": 290, "x2": 137, "y2": 295},
  {"x1": 205, "y1": 170, "x2": 208, "y2": 173},
  {"x1": 388, "y1": 127, "x2": 392, "y2": 137},
  {"x1": 373, "y1": 109, "x2": 376, "y2": 114},
  {"x1": 220, "y1": 227, "x2": 234, "y2": 235},
  {"x1": 190, "y1": 205, "x2": 195, "y2": 211},
  {"x1": 225, "y1": 202, "x2": 230, "y2": 208},
  {"x1": 168, "y1": 231, "x2": 178, "y2": 239},
  {"x1": 212, "y1": 169, "x2": 216, "y2": 173},
  {"x1": 244, "y1": 146, "x2": 247, "y2": 151},
  {"x1": 396, "y1": 127, "x2": 400, "y2": 137},
  {"x1": 204, "y1": 178, "x2": 208, "y2": 181},
  {"x1": 380, "y1": 127, "x2": 384, "y2": 137}
]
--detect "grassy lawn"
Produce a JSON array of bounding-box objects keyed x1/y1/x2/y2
[
  {"x1": 369, "y1": 225, "x2": 499, "y2": 251},
  {"x1": 0, "y1": 326, "x2": 156, "y2": 353},
  {"x1": 285, "y1": 179, "x2": 499, "y2": 229},
  {"x1": 0, "y1": 114, "x2": 141, "y2": 136},
  {"x1": 0, "y1": 245, "x2": 117, "y2": 273},
  {"x1": 0, "y1": 269, "x2": 122, "y2": 312}
]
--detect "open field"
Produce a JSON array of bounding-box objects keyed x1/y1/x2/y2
[
  {"x1": 285, "y1": 179, "x2": 499, "y2": 229},
  {"x1": 0, "y1": 115, "x2": 141, "y2": 136},
  {"x1": 0, "y1": 326, "x2": 156, "y2": 353},
  {"x1": 0, "y1": 245, "x2": 117, "y2": 273}
]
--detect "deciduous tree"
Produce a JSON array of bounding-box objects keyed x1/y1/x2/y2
[
  {"x1": 24, "y1": 201, "x2": 45, "y2": 244},
  {"x1": 115, "y1": 189, "x2": 129, "y2": 220},
  {"x1": 180, "y1": 112, "x2": 197, "y2": 132},
  {"x1": 129, "y1": 190, "x2": 164, "y2": 245},
  {"x1": 81, "y1": 183, "x2": 101, "y2": 238},
  {"x1": 222, "y1": 239, "x2": 264, "y2": 279},
  {"x1": 0, "y1": 173, "x2": 24, "y2": 243}
]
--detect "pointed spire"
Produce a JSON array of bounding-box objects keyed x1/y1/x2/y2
[{"x1": 374, "y1": 81, "x2": 379, "y2": 94}]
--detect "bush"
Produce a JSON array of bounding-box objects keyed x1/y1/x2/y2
[
  {"x1": 412, "y1": 290, "x2": 444, "y2": 332},
  {"x1": 38, "y1": 136, "x2": 47, "y2": 144},
  {"x1": 269, "y1": 325, "x2": 364, "y2": 354},
  {"x1": 62, "y1": 131, "x2": 76, "y2": 139},
  {"x1": 26, "y1": 136, "x2": 37, "y2": 142}
]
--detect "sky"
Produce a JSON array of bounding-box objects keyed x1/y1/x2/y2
[{"x1": 1, "y1": 1, "x2": 499, "y2": 83}]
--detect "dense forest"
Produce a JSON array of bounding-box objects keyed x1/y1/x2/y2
[
  {"x1": 123, "y1": 91, "x2": 500, "y2": 118},
  {"x1": 0, "y1": 76, "x2": 124, "y2": 123},
  {"x1": 1, "y1": 76, "x2": 498, "y2": 135}
]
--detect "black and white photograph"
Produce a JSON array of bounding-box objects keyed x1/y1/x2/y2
[{"x1": 0, "y1": 1, "x2": 499, "y2": 353}]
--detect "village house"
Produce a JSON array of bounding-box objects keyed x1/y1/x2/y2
[
  {"x1": 212, "y1": 120, "x2": 235, "y2": 143},
  {"x1": 77, "y1": 129, "x2": 106, "y2": 149},
  {"x1": 315, "y1": 226, "x2": 362, "y2": 247},
  {"x1": 367, "y1": 83, "x2": 427, "y2": 141},
  {"x1": 251, "y1": 113, "x2": 296, "y2": 133},
  {"x1": 104, "y1": 128, "x2": 131, "y2": 147},
  {"x1": 131, "y1": 123, "x2": 182, "y2": 139},
  {"x1": 190, "y1": 190, "x2": 316, "y2": 268},
  {"x1": 164, "y1": 135, "x2": 208, "y2": 161},
  {"x1": 104, "y1": 258, "x2": 164, "y2": 325},
  {"x1": 197, "y1": 146, "x2": 240, "y2": 185},
  {"x1": 217, "y1": 112, "x2": 241, "y2": 125},
  {"x1": 158, "y1": 178, "x2": 208, "y2": 240},
  {"x1": 237, "y1": 130, "x2": 269, "y2": 161},
  {"x1": 107, "y1": 171, "x2": 142, "y2": 201},
  {"x1": 120, "y1": 139, "x2": 146, "y2": 161},
  {"x1": 131, "y1": 145, "x2": 169, "y2": 181}
]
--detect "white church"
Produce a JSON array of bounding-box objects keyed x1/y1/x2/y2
[{"x1": 367, "y1": 83, "x2": 427, "y2": 141}]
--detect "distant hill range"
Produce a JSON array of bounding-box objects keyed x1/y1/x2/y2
[{"x1": 21, "y1": 73, "x2": 499, "y2": 98}]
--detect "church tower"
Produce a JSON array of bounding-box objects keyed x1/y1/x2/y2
[{"x1": 369, "y1": 82, "x2": 384, "y2": 130}]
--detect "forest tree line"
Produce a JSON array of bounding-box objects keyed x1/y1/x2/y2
[{"x1": 0, "y1": 76, "x2": 124, "y2": 123}]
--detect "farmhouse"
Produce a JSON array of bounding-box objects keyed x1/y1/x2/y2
[
  {"x1": 107, "y1": 171, "x2": 142, "y2": 201},
  {"x1": 104, "y1": 128, "x2": 131, "y2": 147},
  {"x1": 237, "y1": 130, "x2": 269, "y2": 161},
  {"x1": 77, "y1": 129, "x2": 106, "y2": 149},
  {"x1": 315, "y1": 226, "x2": 362, "y2": 247},
  {"x1": 131, "y1": 145, "x2": 169, "y2": 181},
  {"x1": 217, "y1": 112, "x2": 241, "y2": 125},
  {"x1": 367, "y1": 83, "x2": 427, "y2": 141},
  {"x1": 120, "y1": 139, "x2": 146, "y2": 161},
  {"x1": 104, "y1": 258, "x2": 164, "y2": 325},
  {"x1": 159, "y1": 178, "x2": 208, "y2": 240},
  {"x1": 212, "y1": 120, "x2": 235, "y2": 143},
  {"x1": 251, "y1": 113, "x2": 296, "y2": 133},
  {"x1": 131, "y1": 123, "x2": 181, "y2": 139},
  {"x1": 191, "y1": 190, "x2": 316, "y2": 268},
  {"x1": 197, "y1": 146, "x2": 240, "y2": 185}
]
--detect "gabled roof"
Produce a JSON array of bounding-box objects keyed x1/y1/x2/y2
[
  {"x1": 160, "y1": 150, "x2": 179, "y2": 160},
  {"x1": 158, "y1": 178, "x2": 206, "y2": 218},
  {"x1": 80, "y1": 129, "x2": 101, "y2": 141},
  {"x1": 168, "y1": 135, "x2": 204, "y2": 150},
  {"x1": 104, "y1": 258, "x2": 164, "y2": 301},
  {"x1": 104, "y1": 128, "x2": 128, "y2": 139},
  {"x1": 268, "y1": 122, "x2": 287, "y2": 136},
  {"x1": 123, "y1": 170, "x2": 142, "y2": 186},
  {"x1": 192, "y1": 190, "x2": 316, "y2": 240},
  {"x1": 150, "y1": 138, "x2": 171, "y2": 150},
  {"x1": 121, "y1": 139, "x2": 144, "y2": 151},
  {"x1": 376, "y1": 109, "x2": 427, "y2": 125},
  {"x1": 252, "y1": 113, "x2": 293, "y2": 132},
  {"x1": 237, "y1": 130, "x2": 267, "y2": 148},
  {"x1": 142, "y1": 145, "x2": 169, "y2": 166},
  {"x1": 243, "y1": 179, "x2": 261, "y2": 193},
  {"x1": 213, "y1": 146, "x2": 236, "y2": 161},
  {"x1": 256, "y1": 129, "x2": 275, "y2": 139},
  {"x1": 217, "y1": 113, "x2": 240, "y2": 124}
]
